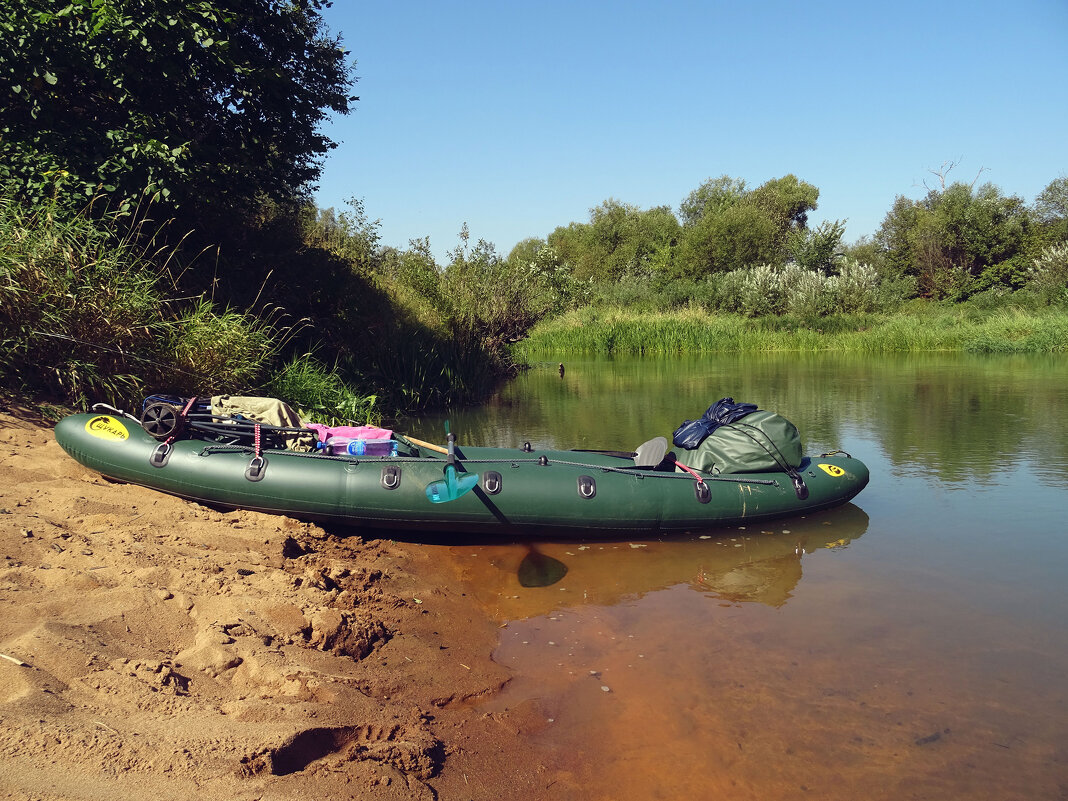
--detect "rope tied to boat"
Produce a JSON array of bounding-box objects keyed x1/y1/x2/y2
[
  {"x1": 245, "y1": 422, "x2": 267, "y2": 480},
  {"x1": 193, "y1": 444, "x2": 780, "y2": 485},
  {"x1": 672, "y1": 459, "x2": 706, "y2": 484},
  {"x1": 714, "y1": 422, "x2": 810, "y2": 499}
]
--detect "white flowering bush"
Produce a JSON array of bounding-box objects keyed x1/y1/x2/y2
[
  {"x1": 835, "y1": 260, "x2": 881, "y2": 313},
  {"x1": 1027, "y1": 243, "x2": 1068, "y2": 304},
  {"x1": 784, "y1": 265, "x2": 835, "y2": 317},
  {"x1": 711, "y1": 260, "x2": 885, "y2": 317}
]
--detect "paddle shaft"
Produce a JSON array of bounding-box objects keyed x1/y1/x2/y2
[{"x1": 403, "y1": 435, "x2": 448, "y2": 455}]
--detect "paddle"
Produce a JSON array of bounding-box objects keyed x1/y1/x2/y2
[{"x1": 424, "y1": 420, "x2": 480, "y2": 503}]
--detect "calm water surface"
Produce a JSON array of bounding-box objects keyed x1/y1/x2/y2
[{"x1": 408, "y1": 353, "x2": 1068, "y2": 800}]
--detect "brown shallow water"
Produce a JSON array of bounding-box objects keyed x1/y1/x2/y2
[
  {"x1": 410, "y1": 354, "x2": 1068, "y2": 800},
  {"x1": 431, "y1": 527, "x2": 1066, "y2": 800}
]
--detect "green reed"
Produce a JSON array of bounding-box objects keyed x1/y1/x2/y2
[
  {"x1": 514, "y1": 306, "x2": 1068, "y2": 357},
  {"x1": 0, "y1": 192, "x2": 370, "y2": 412}
]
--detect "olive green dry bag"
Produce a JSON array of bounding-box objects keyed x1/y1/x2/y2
[{"x1": 684, "y1": 410, "x2": 803, "y2": 474}]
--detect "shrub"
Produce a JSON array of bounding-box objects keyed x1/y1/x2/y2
[
  {"x1": 264, "y1": 357, "x2": 379, "y2": 425},
  {"x1": 835, "y1": 260, "x2": 882, "y2": 313},
  {"x1": 784, "y1": 266, "x2": 836, "y2": 317},
  {"x1": 0, "y1": 192, "x2": 276, "y2": 407},
  {"x1": 706, "y1": 260, "x2": 887, "y2": 318},
  {"x1": 1027, "y1": 243, "x2": 1068, "y2": 305}
]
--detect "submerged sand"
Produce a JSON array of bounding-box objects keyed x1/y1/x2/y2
[{"x1": 0, "y1": 407, "x2": 548, "y2": 800}]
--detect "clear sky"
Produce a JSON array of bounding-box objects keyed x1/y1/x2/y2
[{"x1": 313, "y1": 0, "x2": 1068, "y2": 263}]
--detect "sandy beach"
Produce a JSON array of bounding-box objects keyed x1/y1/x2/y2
[{"x1": 0, "y1": 405, "x2": 548, "y2": 800}]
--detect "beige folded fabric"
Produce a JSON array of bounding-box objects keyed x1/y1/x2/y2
[{"x1": 210, "y1": 395, "x2": 316, "y2": 452}]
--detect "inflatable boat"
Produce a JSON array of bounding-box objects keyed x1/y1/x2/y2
[{"x1": 54, "y1": 405, "x2": 868, "y2": 538}]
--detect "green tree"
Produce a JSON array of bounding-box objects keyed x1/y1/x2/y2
[
  {"x1": 678, "y1": 176, "x2": 747, "y2": 226},
  {"x1": 1033, "y1": 176, "x2": 1068, "y2": 223},
  {"x1": 303, "y1": 198, "x2": 381, "y2": 274},
  {"x1": 506, "y1": 237, "x2": 547, "y2": 269},
  {"x1": 546, "y1": 200, "x2": 680, "y2": 282},
  {"x1": 1032, "y1": 176, "x2": 1068, "y2": 248},
  {"x1": 0, "y1": 0, "x2": 355, "y2": 223},
  {"x1": 750, "y1": 174, "x2": 820, "y2": 231},
  {"x1": 789, "y1": 219, "x2": 846, "y2": 273},
  {"x1": 677, "y1": 201, "x2": 781, "y2": 276},
  {"x1": 676, "y1": 175, "x2": 820, "y2": 277},
  {"x1": 840, "y1": 236, "x2": 885, "y2": 272},
  {"x1": 875, "y1": 182, "x2": 1031, "y2": 297}
]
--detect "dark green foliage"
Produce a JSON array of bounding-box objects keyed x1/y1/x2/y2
[
  {"x1": 0, "y1": 0, "x2": 354, "y2": 225},
  {"x1": 789, "y1": 220, "x2": 847, "y2": 274},
  {"x1": 875, "y1": 182, "x2": 1032, "y2": 298},
  {"x1": 437, "y1": 227, "x2": 583, "y2": 351},
  {"x1": 547, "y1": 200, "x2": 680, "y2": 282},
  {"x1": 1034, "y1": 176, "x2": 1068, "y2": 225},
  {"x1": 675, "y1": 174, "x2": 821, "y2": 277},
  {"x1": 264, "y1": 357, "x2": 379, "y2": 426},
  {"x1": 841, "y1": 236, "x2": 886, "y2": 274},
  {"x1": 750, "y1": 175, "x2": 820, "y2": 230},
  {"x1": 1031, "y1": 176, "x2": 1068, "y2": 249},
  {"x1": 678, "y1": 176, "x2": 747, "y2": 226},
  {"x1": 676, "y1": 200, "x2": 783, "y2": 277},
  {"x1": 378, "y1": 238, "x2": 444, "y2": 308},
  {"x1": 260, "y1": 213, "x2": 521, "y2": 412}
]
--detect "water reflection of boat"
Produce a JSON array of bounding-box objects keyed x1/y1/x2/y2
[{"x1": 447, "y1": 504, "x2": 869, "y2": 620}]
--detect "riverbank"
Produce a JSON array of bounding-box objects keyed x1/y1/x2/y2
[
  {"x1": 0, "y1": 406, "x2": 548, "y2": 800},
  {"x1": 514, "y1": 305, "x2": 1068, "y2": 356}
]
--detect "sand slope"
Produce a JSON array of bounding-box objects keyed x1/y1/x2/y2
[{"x1": 0, "y1": 408, "x2": 539, "y2": 800}]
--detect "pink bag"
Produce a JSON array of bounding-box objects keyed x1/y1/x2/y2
[{"x1": 306, "y1": 423, "x2": 393, "y2": 446}]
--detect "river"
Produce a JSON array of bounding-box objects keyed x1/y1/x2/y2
[{"x1": 405, "y1": 353, "x2": 1068, "y2": 800}]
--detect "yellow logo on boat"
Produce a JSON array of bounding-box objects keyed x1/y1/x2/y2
[
  {"x1": 85, "y1": 415, "x2": 129, "y2": 441},
  {"x1": 818, "y1": 463, "x2": 845, "y2": 477}
]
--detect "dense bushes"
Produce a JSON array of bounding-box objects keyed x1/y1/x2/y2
[
  {"x1": 0, "y1": 0, "x2": 354, "y2": 234},
  {"x1": 708, "y1": 261, "x2": 914, "y2": 317},
  {"x1": 1027, "y1": 243, "x2": 1068, "y2": 305},
  {"x1": 0, "y1": 193, "x2": 382, "y2": 422},
  {"x1": 0, "y1": 194, "x2": 273, "y2": 407},
  {"x1": 4, "y1": 168, "x2": 1067, "y2": 418}
]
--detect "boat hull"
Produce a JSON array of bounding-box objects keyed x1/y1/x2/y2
[{"x1": 55, "y1": 413, "x2": 869, "y2": 538}]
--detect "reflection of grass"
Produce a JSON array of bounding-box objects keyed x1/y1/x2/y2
[
  {"x1": 368, "y1": 333, "x2": 504, "y2": 412},
  {"x1": 515, "y1": 306, "x2": 1068, "y2": 356}
]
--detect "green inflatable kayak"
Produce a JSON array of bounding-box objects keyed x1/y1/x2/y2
[{"x1": 54, "y1": 409, "x2": 868, "y2": 538}]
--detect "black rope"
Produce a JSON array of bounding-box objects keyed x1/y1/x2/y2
[
  {"x1": 720, "y1": 422, "x2": 808, "y2": 499},
  {"x1": 724, "y1": 422, "x2": 795, "y2": 474},
  {"x1": 193, "y1": 443, "x2": 778, "y2": 484}
]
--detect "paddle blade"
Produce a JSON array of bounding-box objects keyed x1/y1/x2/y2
[
  {"x1": 518, "y1": 551, "x2": 569, "y2": 587},
  {"x1": 425, "y1": 465, "x2": 480, "y2": 503}
]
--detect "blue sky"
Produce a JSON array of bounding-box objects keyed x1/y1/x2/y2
[{"x1": 313, "y1": 0, "x2": 1067, "y2": 263}]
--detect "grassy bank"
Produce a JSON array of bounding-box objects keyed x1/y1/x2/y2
[
  {"x1": 0, "y1": 195, "x2": 380, "y2": 422},
  {"x1": 514, "y1": 305, "x2": 1068, "y2": 357}
]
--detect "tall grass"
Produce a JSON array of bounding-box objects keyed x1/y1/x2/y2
[
  {"x1": 514, "y1": 305, "x2": 1068, "y2": 357},
  {"x1": 364, "y1": 327, "x2": 511, "y2": 412},
  {"x1": 263, "y1": 356, "x2": 380, "y2": 425},
  {"x1": 0, "y1": 193, "x2": 328, "y2": 410},
  {"x1": 1, "y1": 192, "x2": 518, "y2": 420}
]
